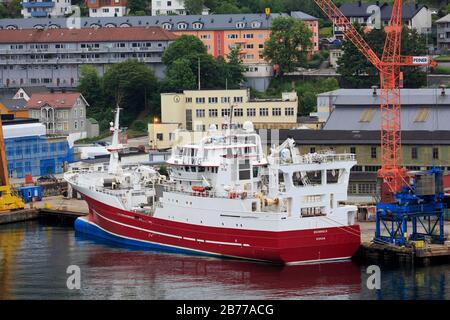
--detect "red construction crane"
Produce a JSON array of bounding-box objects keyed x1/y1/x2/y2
[{"x1": 314, "y1": 0, "x2": 436, "y2": 200}]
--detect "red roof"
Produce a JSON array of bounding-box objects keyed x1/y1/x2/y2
[
  {"x1": 0, "y1": 26, "x2": 177, "y2": 44},
  {"x1": 26, "y1": 92, "x2": 84, "y2": 109}
]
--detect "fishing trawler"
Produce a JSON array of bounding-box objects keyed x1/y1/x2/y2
[{"x1": 65, "y1": 109, "x2": 361, "y2": 265}]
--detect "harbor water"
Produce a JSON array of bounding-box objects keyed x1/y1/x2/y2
[{"x1": 0, "y1": 220, "x2": 449, "y2": 300}]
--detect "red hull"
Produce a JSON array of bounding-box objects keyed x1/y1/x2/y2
[{"x1": 79, "y1": 194, "x2": 361, "y2": 264}]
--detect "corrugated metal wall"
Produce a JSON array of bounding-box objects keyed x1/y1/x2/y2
[{"x1": 4, "y1": 135, "x2": 74, "y2": 178}]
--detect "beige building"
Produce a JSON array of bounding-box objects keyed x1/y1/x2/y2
[{"x1": 149, "y1": 89, "x2": 298, "y2": 149}]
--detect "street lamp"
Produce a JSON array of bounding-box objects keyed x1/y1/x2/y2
[{"x1": 153, "y1": 117, "x2": 159, "y2": 150}]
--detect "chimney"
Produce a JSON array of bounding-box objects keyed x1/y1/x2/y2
[
  {"x1": 372, "y1": 85, "x2": 378, "y2": 96},
  {"x1": 440, "y1": 85, "x2": 446, "y2": 96}
]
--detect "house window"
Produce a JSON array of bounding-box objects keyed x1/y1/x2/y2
[
  {"x1": 221, "y1": 108, "x2": 230, "y2": 117},
  {"x1": 169, "y1": 133, "x2": 176, "y2": 141},
  {"x1": 208, "y1": 97, "x2": 218, "y2": 103},
  {"x1": 196, "y1": 109, "x2": 205, "y2": 118},
  {"x1": 177, "y1": 23, "x2": 188, "y2": 30},
  {"x1": 260, "y1": 108, "x2": 268, "y2": 116},
  {"x1": 350, "y1": 147, "x2": 356, "y2": 155},
  {"x1": 310, "y1": 147, "x2": 316, "y2": 153},
  {"x1": 162, "y1": 23, "x2": 172, "y2": 30},
  {"x1": 209, "y1": 109, "x2": 218, "y2": 117},
  {"x1": 193, "y1": 22, "x2": 203, "y2": 30},
  {"x1": 195, "y1": 124, "x2": 205, "y2": 131},
  {"x1": 247, "y1": 108, "x2": 256, "y2": 117},
  {"x1": 195, "y1": 97, "x2": 205, "y2": 104},
  {"x1": 74, "y1": 121, "x2": 78, "y2": 129},
  {"x1": 221, "y1": 97, "x2": 230, "y2": 103},
  {"x1": 433, "y1": 147, "x2": 439, "y2": 159},
  {"x1": 233, "y1": 96, "x2": 243, "y2": 103},
  {"x1": 186, "y1": 97, "x2": 192, "y2": 103},
  {"x1": 285, "y1": 107, "x2": 294, "y2": 116},
  {"x1": 157, "y1": 133, "x2": 163, "y2": 141},
  {"x1": 234, "y1": 108, "x2": 243, "y2": 117},
  {"x1": 371, "y1": 146, "x2": 377, "y2": 159},
  {"x1": 411, "y1": 147, "x2": 418, "y2": 159},
  {"x1": 272, "y1": 108, "x2": 281, "y2": 116}
]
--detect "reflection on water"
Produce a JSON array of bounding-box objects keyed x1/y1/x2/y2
[{"x1": 0, "y1": 221, "x2": 448, "y2": 300}]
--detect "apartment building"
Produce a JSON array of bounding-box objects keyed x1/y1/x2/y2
[
  {"x1": 86, "y1": 0, "x2": 127, "y2": 17},
  {"x1": 0, "y1": 12, "x2": 318, "y2": 91},
  {"x1": 21, "y1": 0, "x2": 72, "y2": 18},
  {"x1": 148, "y1": 89, "x2": 298, "y2": 149},
  {"x1": 0, "y1": 27, "x2": 177, "y2": 88}
]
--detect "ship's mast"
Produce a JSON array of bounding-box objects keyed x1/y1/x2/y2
[{"x1": 107, "y1": 106, "x2": 123, "y2": 175}]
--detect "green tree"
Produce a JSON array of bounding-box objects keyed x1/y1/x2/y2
[
  {"x1": 164, "y1": 58, "x2": 197, "y2": 91},
  {"x1": 214, "y1": 2, "x2": 242, "y2": 13},
  {"x1": 263, "y1": 16, "x2": 312, "y2": 75},
  {"x1": 0, "y1": 4, "x2": 8, "y2": 18},
  {"x1": 162, "y1": 35, "x2": 208, "y2": 66},
  {"x1": 184, "y1": 0, "x2": 205, "y2": 14},
  {"x1": 127, "y1": 0, "x2": 148, "y2": 14},
  {"x1": 337, "y1": 25, "x2": 427, "y2": 88},
  {"x1": 102, "y1": 60, "x2": 158, "y2": 127},
  {"x1": 77, "y1": 65, "x2": 104, "y2": 119},
  {"x1": 224, "y1": 47, "x2": 245, "y2": 88}
]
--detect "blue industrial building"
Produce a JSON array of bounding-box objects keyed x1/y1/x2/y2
[{"x1": 2, "y1": 116, "x2": 74, "y2": 178}]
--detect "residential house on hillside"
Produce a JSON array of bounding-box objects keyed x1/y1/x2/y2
[
  {"x1": 21, "y1": 0, "x2": 72, "y2": 18},
  {"x1": 334, "y1": 2, "x2": 432, "y2": 39},
  {"x1": 0, "y1": 86, "x2": 49, "y2": 118},
  {"x1": 86, "y1": 0, "x2": 128, "y2": 17},
  {"x1": 26, "y1": 91, "x2": 97, "y2": 140},
  {"x1": 151, "y1": 0, "x2": 209, "y2": 16}
]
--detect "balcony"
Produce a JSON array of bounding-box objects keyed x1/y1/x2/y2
[
  {"x1": 30, "y1": 11, "x2": 50, "y2": 17},
  {"x1": 22, "y1": 1, "x2": 55, "y2": 8}
]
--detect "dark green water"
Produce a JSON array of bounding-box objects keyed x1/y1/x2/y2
[{"x1": 0, "y1": 220, "x2": 448, "y2": 300}]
